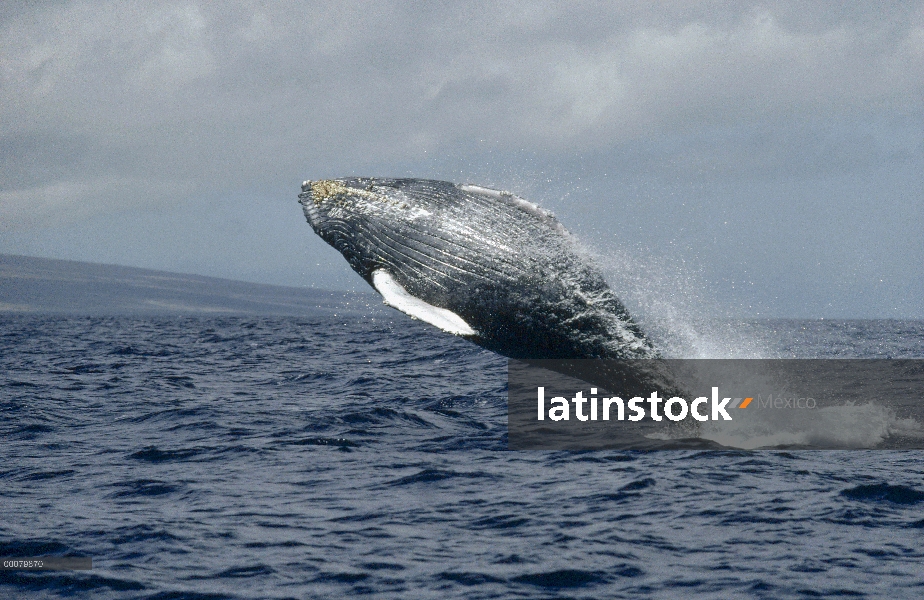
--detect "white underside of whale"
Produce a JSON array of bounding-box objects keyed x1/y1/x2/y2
[{"x1": 372, "y1": 270, "x2": 476, "y2": 336}]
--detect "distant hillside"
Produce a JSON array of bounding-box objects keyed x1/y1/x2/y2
[{"x1": 0, "y1": 254, "x2": 379, "y2": 316}]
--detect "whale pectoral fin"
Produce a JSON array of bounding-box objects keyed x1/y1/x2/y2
[{"x1": 371, "y1": 270, "x2": 476, "y2": 336}]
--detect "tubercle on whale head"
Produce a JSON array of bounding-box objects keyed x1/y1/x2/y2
[{"x1": 300, "y1": 179, "x2": 381, "y2": 206}]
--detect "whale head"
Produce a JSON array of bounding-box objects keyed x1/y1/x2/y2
[
  {"x1": 299, "y1": 179, "x2": 377, "y2": 278},
  {"x1": 298, "y1": 178, "x2": 445, "y2": 282}
]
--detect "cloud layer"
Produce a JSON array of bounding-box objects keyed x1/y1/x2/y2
[{"x1": 1, "y1": 1, "x2": 922, "y2": 316}]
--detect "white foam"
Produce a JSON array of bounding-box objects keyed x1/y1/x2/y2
[{"x1": 699, "y1": 402, "x2": 923, "y2": 450}]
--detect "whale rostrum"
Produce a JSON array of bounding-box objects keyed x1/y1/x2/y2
[{"x1": 298, "y1": 178, "x2": 659, "y2": 360}]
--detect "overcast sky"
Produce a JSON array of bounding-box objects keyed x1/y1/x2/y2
[{"x1": 1, "y1": 1, "x2": 922, "y2": 318}]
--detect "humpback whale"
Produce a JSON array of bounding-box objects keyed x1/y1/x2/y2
[{"x1": 298, "y1": 178, "x2": 658, "y2": 360}]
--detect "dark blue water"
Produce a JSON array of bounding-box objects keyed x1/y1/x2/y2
[{"x1": 3, "y1": 315, "x2": 924, "y2": 598}]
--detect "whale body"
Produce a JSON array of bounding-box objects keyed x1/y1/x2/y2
[{"x1": 298, "y1": 178, "x2": 658, "y2": 360}]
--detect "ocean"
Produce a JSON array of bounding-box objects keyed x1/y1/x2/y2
[{"x1": 2, "y1": 311, "x2": 924, "y2": 599}]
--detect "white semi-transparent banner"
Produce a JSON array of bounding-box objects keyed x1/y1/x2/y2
[{"x1": 508, "y1": 360, "x2": 924, "y2": 450}]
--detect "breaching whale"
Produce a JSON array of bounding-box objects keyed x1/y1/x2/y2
[{"x1": 298, "y1": 178, "x2": 659, "y2": 360}]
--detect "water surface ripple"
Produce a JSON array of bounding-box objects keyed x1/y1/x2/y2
[{"x1": 2, "y1": 316, "x2": 924, "y2": 598}]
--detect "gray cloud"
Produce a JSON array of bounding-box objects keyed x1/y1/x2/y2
[{"x1": 1, "y1": 1, "x2": 922, "y2": 316}]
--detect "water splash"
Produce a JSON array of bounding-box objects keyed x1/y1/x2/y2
[
  {"x1": 571, "y1": 239, "x2": 924, "y2": 448},
  {"x1": 578, "y1": 243, "x2": 770, "y2": 359}
]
